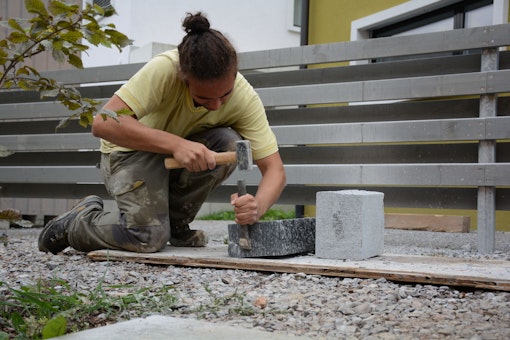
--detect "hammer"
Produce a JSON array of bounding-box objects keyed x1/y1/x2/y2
[
  {"x1": 163, "y1": 140, "x2": 254, "y2": 249},
  {"x1": 164, "y1": 141, "x2": 252, "y2": 172},
  {"x1": 164, "y1": 151, "x2": 236, "y2": 170}
]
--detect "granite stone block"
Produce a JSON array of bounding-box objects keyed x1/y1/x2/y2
[
  {"x1": 228, "y1": 218, "x2": 315, "y2": 258},
  {"x1": 316, "y1": 190, "x2": 384, "y2": 260}
]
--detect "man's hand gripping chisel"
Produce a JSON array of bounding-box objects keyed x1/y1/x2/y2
[
  {"x1": 234, "y1": 140, "x2": 253, "y2": 249},
  {"x1": 164, "y1": 140, "x2": 254, "y2": 249}
]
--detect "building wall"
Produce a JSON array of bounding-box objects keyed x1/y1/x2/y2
[
  {"x1": 307, "y1": 0, "x2": 407, "y2": 44},
  {"x1": 0, "y1": 0, "x2": 80, "y2": 71},
  {"x1": 83, "y1": 0, "x2": 301, "y2": 67},
  {"x1": 307, "y1": 0, "x2": 509, "y2": 45}
]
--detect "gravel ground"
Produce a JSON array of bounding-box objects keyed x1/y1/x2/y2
[{"x1": 1, "y1": 222, "x2": 510, "y2": 339}]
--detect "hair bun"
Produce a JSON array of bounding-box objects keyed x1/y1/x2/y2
[{"x1": 182, "y1": 12, "x2": 210, "y2": 35}]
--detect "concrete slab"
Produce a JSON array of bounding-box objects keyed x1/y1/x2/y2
[{"x1": 54, "y1": 315, "x2": 309, "y2": 340}]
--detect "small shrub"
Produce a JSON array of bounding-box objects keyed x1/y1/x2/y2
[{"x1": 199, "y1": 208, "x2": 295, "y2": 221}]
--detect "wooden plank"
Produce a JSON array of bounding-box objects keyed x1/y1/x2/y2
[
  {"x1": 2, "y1": 116, "x2": 507, "y2": 153},
  {"x1": 41, "y1": 63, "x2": 143, "y2": 85},
  {"x1": 4, "y1": 163, "x2": 509, "y2": 186},
  {"x1": 273, "y1": 117, "x2": 510, "y2": 145},
  {"x1": 0, "y1": 133, "x2": 98, "y2": 152},
  {"x1": 0, "y1": 151, "x2": 100, "y2": 166},
  {"x1": 385, "y1": 213, "x2": 470, "y2": 233},
  {"x1": 0, "y1": 183, "x2": 109, "y2": 199},
  {"x1": 245, "y1": 53, "x2": 485, "y2": 88},
  {"x1": 256, "y1": 70, "x2": 510, "y2": 106},
  {"x1": 1, "y1": 166, "x2": 101, "y2": 183},
  {"x1": 280, "y1": 144, "x2": 479, "y2": 164},
  {"x1": 209, "y1": 186, "x2": 481, "y2": 209},
  {"x1": 87, "y1": 246, "x2": 510, "y2": 291},
  {"x1": 2, "y1": 183, "x2": 509, "y2": 212},
  {"x1": 267, "y1": 98, "x2": 483, "y2": 125},
  {"x1": 224, "y1": 163, "x2": 510, "y2": 187},
  {"x1": 238, "y1": 24, "x2": 510, "y2": 69},
  {"x1": 0, "y1": 84, "x2": 118, "y2": 105},
  {"x1": 0, "y1": 99, "x2": 108, "y2": 120},
  {"x1": 214, "y1": 185, "x2": 510, "y2": 210},
  {"x1": 0, "y1": 120, "x2": 92, "y2": 135}
]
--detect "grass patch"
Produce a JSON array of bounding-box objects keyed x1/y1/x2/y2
[
  {"x1": 0, "y1": 278, "x2": 178, "y2": 339},
  {"x1": 199, "y1": 208, "x2": 295, "y2": 221},
  {"x1": 0, "y1": 274, "x2": 275, "y2": 338},
  {"x1": 195, "y1": 283, "x2": 256, "y2": 318}
]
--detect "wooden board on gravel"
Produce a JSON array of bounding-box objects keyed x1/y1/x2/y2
[
  {"x1": 88, "y1": 244, "x2": 510, "y2": 292},
  {"x1": 385, "y1": 213, "x2": 470, "y2": 233}
]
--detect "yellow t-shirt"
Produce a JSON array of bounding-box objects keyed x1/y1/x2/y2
[{"x1": 100, "y1": 49, "x2": 278, "y2": 161}]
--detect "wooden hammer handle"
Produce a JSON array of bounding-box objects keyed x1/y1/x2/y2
[{"x1": 164, "y1": 151, "x2": 236, "y2": 169}]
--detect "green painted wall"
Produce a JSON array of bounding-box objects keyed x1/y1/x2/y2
[{"x1": 308, "y1": 0, "x2": 408, "y2": 44}]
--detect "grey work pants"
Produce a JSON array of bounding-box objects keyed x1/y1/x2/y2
[{"x1": 67, "y1": 127, "x2": 240, "y2": 253}]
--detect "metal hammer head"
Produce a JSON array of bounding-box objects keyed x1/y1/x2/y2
[{"x1": 236, "y1": 140, "x2": 253, "y2": 171}]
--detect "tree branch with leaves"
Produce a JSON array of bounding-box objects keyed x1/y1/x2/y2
[{"x1": 0, "y1": 0, "x2": 133, "y2": 128}]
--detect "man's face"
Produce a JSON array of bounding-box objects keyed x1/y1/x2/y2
[{"x1": 187, "y1": 74, "x2": 236, "y2": 111}]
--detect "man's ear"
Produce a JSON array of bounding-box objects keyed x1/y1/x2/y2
[{"x1": 177, "y1": 68, "x2": 188, "y2": 84}]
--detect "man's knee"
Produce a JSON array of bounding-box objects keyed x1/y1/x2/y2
[
  {"x1": 189, "y1": 127, "x2": 242, "y2": 152},
  {"x1": 119, "y1": 224, "x2": 170, "y2": 253}
]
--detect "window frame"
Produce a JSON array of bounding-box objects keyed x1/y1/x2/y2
[
  {"x1": 87, "y1": 0, "x2": 113, "y2": 11},
  {"x1": 371, "y1": 0, "x2": 493, "y2": 38},
  {"x1": 288, "y1": 0, "x2": 302, "y2": 33},
  {"x1": 351, "y1": 0, "x2": 507, "y2": 42}
]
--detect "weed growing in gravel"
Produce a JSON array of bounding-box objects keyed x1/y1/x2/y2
[
  {"x1": 0, "y1": 279, "x2": 178, "y2": 339},
  {"x1": 194, "y1": 284, "x2": 256, "y2": 318}
]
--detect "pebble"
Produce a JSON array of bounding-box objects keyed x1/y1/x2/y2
[{"x1": 1, "y1": 228, "x2": 509, "y2": 339}]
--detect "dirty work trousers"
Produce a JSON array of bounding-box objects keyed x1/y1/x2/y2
[{"x1": 67, "y1": 127, "x2": 240, "y2": 253}]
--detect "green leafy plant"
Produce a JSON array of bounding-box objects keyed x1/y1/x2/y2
[
  {"x1": 197, "y1": 283, "x2": 256, "y2": 317},
  {"x1": 199, "y1": 208, "x2": 296, "y2": 221},
  {"x1": 0, "y1": 0, "x2": 133, "y2": 128},
  {"x1": 0, "y1": 279, "x2": 179, "y2": 339}
]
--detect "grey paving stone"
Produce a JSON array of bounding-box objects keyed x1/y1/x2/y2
[
  {"x1": 228, "y1": 218, "x2": 316, "y2": 258},
  {"x1": 316, "y1": 190, "x2": 384, "y2": 260}
]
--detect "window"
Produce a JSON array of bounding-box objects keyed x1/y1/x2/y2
[
  {"x1": 93, "y1": 0, "x2": 113, "y2": 11},
  {"x1": 371, "y1": 0, "x2": 493, "y2": 38},
  {"x1": 351, "y1": 0, "x2": 506, "y2": 42},
  {"x1": 293, "y1": 0, "x2": 303, "y2": 28},
  {"x1": 351, "y1": 0, "x2": 501, "y2": 63},
  {"x1": 288, "y1": 0, "x2": 302, "y2": 32}
]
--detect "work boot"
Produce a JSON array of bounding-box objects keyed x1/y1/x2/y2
[
  {"x1": 38, "y1": 195, "x2": 103, "y2": 254},
  {"x1": 170, "y1": 225, "x2": 208, "y2": 247}
]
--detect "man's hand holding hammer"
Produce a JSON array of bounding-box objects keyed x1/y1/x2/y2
[
  {"x1": 165, "y1": 140, "x2": 286, "y2": 226},
  {"x1": 230, "y1": 140, "x2": 286, "y2": 226}
]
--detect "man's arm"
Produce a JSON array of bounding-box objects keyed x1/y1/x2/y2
[
  {"x1": 92, "y1": 95, "x2": 217, "y2": 171},
  {"x1": 231, "y1": 151, "x2": 286, "y2": 225}
]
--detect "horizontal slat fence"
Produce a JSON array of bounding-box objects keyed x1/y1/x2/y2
[{"x1": 1, "y1": 24, "x2": 509, "y2": 253}]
